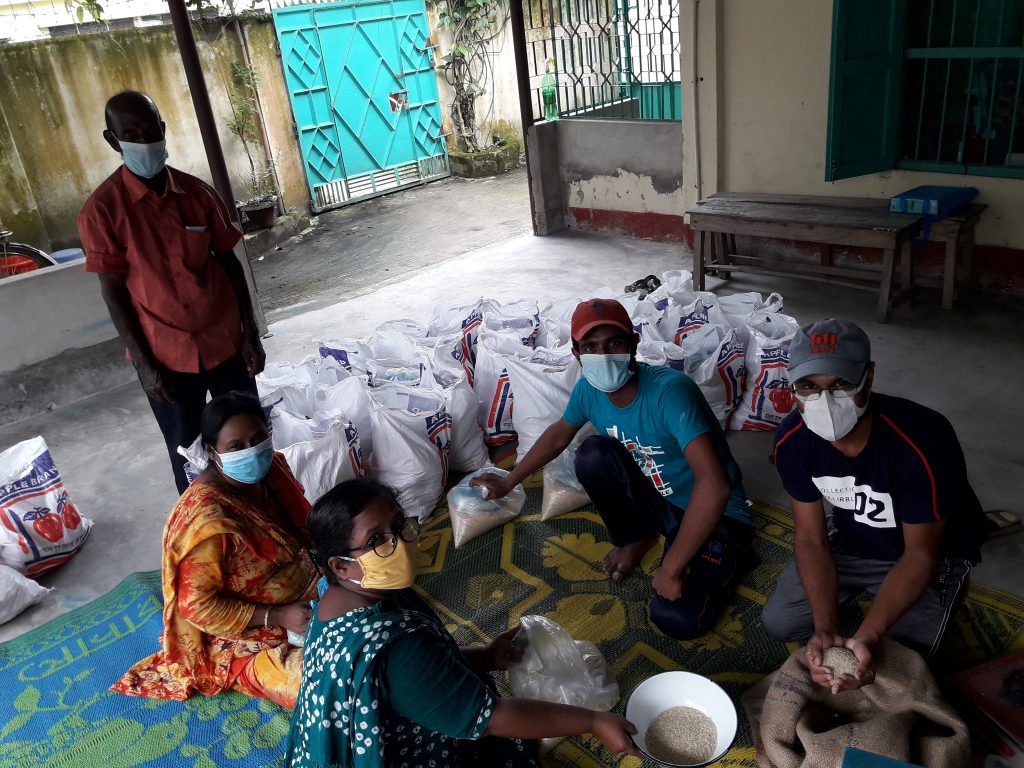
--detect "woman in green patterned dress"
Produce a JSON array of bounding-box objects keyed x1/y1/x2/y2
[{"x1": 286, "y1": 478, "x2": 639, "y2": 768}]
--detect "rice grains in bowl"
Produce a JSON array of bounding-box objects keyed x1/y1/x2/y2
[{"x1": 644, "y1": 706, "x2": 718, "y2": 765}]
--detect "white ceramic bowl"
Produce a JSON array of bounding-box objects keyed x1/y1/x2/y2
[{"x1": 625, "y1": 671, "x2": 737, "y2": 767}]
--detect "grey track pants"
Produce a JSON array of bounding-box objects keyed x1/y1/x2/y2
[{"x1": 760, "y1": 546, "x2": 972, "y2": 659}]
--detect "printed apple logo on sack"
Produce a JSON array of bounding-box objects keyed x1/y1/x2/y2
[
  {"x1": 24, "y1": 506, "x2": 64, "y2": 543},
  {"x1": 769, "y1": 385, "x2": 796, "y2": 415},
  {"x1": 56, "y1": 491, "x2": 81, "y2": 530}
]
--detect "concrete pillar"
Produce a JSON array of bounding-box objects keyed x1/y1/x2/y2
[{"x1": 526, "y1": 121, "x2": 565, "y2": 236}]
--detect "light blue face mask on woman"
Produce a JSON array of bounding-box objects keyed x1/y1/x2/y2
[
  {"x1": 119, "y1": 139, "x2": 168, "y2": 179},
  {"x1": 216, "y1": 438, "x2": 274, "y2": 484},
  {"x1": 580, "y1": 353, "x2": 633, "y2": 393}
]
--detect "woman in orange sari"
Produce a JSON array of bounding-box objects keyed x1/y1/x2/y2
[{"x1": 113, "y1": 392, "x2": 318, "y2": 709}]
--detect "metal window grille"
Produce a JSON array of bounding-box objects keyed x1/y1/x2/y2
[
  {"x1": 901, "y1": 0, "x2": 1024, "y2": 177},
  {"x1": 522, "y1": 0, "x2": 681, "y2": 121}
]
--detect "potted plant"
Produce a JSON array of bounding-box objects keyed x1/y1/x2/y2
[{"x1": 225, "y1": 61, "x2": 279, "y2": 230}]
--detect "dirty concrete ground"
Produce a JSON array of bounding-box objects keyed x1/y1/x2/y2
[
  {"x1": 250, "y1": 168, "x2": 531, "y2": 317},
  {"x1": 2, "y1": 228, "x2": 1022, "y2": 645}
]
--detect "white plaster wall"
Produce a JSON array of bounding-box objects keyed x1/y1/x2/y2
[
  {"x1": 556, "y1": 119, "x2": 685, "y2": 217},
  {"x1": 713, "y1": 0, "x2": 1024, "y2": 249},
  {"x1": 426, "y1": 6, "x2": 524, "y2": 142},
  {"x1": 0, "y1": 262, "x2": 114, "y2": 374}
]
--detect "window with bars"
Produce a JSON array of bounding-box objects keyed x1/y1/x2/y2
[
  {"x1": 826, "y1": 0, "x2": 1024, "y2": 181},
  {"x1": 523, "y1": 0, "x2": 681, "y2": 122}
]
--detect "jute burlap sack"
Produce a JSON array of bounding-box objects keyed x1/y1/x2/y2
[{"x1": 742, "y1": 639, "x2": 970, "y2": 768}]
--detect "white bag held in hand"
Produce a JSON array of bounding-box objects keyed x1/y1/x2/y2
[
  {"x1": 473, "y1": 327, "x2": 531, "y2": 446},
  {"x1": 437, "y1": 372, "x2": 489, "y2": 473},
  {"x1": 731, "y1": 310, "x2": 801, "y2": 431},
  {"x1": 509, "y1": 614, "x2": 619, "y2": 711},
  {"x1": 367, "y1": 385, "x2": 452, "y2": 521},
  {"x1": 0, "y1": 564, "x2": 50, "y2": 625},
  {"x1": 446, "y1": 468, "x2": 526, "y2": 548},
  {"x1": 503, "y1": 347, "x2": 580, "y2": 463},
  {"x1": 281, "y1": 413, "x2": 364, "y2": 504},
  {"x1": 0, "y1": 437, "x2": 93, "y2": 577}
]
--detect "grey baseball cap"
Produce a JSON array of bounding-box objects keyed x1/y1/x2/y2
[{"x1": 788, "y1": 319, "x2": 871, "y2": 384}]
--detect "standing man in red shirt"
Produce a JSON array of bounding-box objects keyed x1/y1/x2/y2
[{"x1": 78, "y1": 91, "x2": 266, "y2": 494}]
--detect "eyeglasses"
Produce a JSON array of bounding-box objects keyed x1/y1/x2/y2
[
  {"x1": 343, "y1": 517, "x2": 420, "y2": 559},
  {"x1": 791, "y1": 370, "x2": 868, "y2": 402}
]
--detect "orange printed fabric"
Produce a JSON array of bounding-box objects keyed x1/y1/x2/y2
[{"x1": 111, "y1": 454, "x2": 317, "y2": 701}]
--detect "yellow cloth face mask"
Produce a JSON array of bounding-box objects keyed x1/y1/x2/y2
[{"x1": 341, "y1": 537, "x2": 418, "y2": 590}]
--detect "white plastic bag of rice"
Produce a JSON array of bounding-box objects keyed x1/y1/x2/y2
[{"x1": 446, "y1": 468, "x2": 525, "y2": 548}]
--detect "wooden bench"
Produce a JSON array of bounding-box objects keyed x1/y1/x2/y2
[{"x1": 685, "y1": 193, "x2": 984, "y2": 322}]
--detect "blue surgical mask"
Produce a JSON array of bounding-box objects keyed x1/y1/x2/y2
[
  {"x1": 580, "y1": 353, "x2": 633, "y2": 393},
  {"x1": 119, "y1": 139, "x2": 168, "y2": 178},
  {"x1": 216, "y1": 438, "x2": 274, "y2": 484}
]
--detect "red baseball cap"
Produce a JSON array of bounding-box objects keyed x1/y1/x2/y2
[{"x1": 571, "y1": 299, "x2": 634, "y2": 342}]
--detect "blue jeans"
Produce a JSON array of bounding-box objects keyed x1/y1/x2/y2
[{"x1": 574, "y1": 435, "x2": 753, "y2": 640}]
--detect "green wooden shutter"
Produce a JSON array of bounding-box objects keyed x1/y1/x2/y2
[{"x1": 825, "y1": 0, "x2": 906, "y2": 181}]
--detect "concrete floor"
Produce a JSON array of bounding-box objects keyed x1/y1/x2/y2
[
  {"x1": 2, "y1": 229, "x2": 1021, "y2": 642},
  {"x1": 251, "y1": 168, "x2": 531, "y2": 316}
]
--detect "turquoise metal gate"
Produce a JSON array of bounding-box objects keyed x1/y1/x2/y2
[{"x1": 273, "y1": 0, "x2": 449, "y2": 212}]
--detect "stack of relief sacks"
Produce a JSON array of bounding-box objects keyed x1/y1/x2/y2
[{"x1": 177, "y1": 270, "x2": 798, "y2": 543}]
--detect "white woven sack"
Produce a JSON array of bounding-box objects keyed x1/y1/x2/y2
[
  {"x1": 0, "y1": 564, "x2": 50, "y2": 625},
  {"x1": 503, "y1": 347, "x2": 580, "y2": 463},
  {"x1": 473, "y1": 327, "x2": 532, "y2": 447},
  {"x1": 257, "y1": 356, "x2": 320, "y2": 418},
  {"x1": 367, "y1": 384, "x2": 452, "y2": 521},
  {"x1": 438, "y1": 372, "x2": 488, "y2": 473},
  {"x1": 315, "y1": 376, "x2": 374, "y2": 459},
  {"x1": 482, "y1": 299, "x2": 541, "y2": 349},
  {"x1": 281, "y1": 412, "x2": 364, "y2": 504},
  {"x1": 659, "y1": 293, "x2": 730, "y2": 345},
  {"x1": 730, "y1": 310, "x2": 801, "y2": 431},
  {"x1": 316, "y1": 337, "x2": 374, "y2": 374}
]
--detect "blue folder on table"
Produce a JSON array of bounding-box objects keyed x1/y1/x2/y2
[{"x1": 889, "y1": 185, "x2": 978, "y2": 217}]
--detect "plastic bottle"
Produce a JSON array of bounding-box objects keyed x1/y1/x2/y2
[{"x1": 541, "y1": 58, "x2": 558, "y2": 121}]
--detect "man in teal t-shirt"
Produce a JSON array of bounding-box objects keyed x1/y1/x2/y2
[{"x1": 473, "y1": 299, "x2": 753, "y2": 640}]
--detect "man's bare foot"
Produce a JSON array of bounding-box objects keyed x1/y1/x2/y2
[{"x1": 602, "y1": 537, "x2": 657, "y2": 581}]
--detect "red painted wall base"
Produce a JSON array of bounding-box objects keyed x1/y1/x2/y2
[{"x1": 568, "y1": 207, "x2": 1023, "y2": 295}]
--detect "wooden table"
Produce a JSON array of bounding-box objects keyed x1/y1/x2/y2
[{"x1": 686, "y1": 193, "x2": 925, "y2": 322}]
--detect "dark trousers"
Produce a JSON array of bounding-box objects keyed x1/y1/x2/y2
[
  {"x1": 574, "y1": 435, "x2": 753, "y2": 640},
  {"x1": 146, "y1": 354, "x2": 257, "y2": 495}
]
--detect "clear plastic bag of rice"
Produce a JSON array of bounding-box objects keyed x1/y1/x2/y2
[
  {"x1": 540, "y1": 454, "x2": 590, "y2": 521},
  {"x1": 447, "y1": 467, "x2": 526, "y2": 548}
]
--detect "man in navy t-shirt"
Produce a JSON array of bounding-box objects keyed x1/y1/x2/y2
[
  {"x1": 472, "y1": 299, "x2": 753, "y2": 640},
  {"x1": 762, "y1": 318, "x2": 984, "y2": 693}
]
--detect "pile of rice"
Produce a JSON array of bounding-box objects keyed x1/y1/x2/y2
[
  {"x1": 645, "y1": 705, "x2": 717, "y2": 764},
  {"x1": 822, "y1": 646, "x2": 858, "y2": 677}
]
